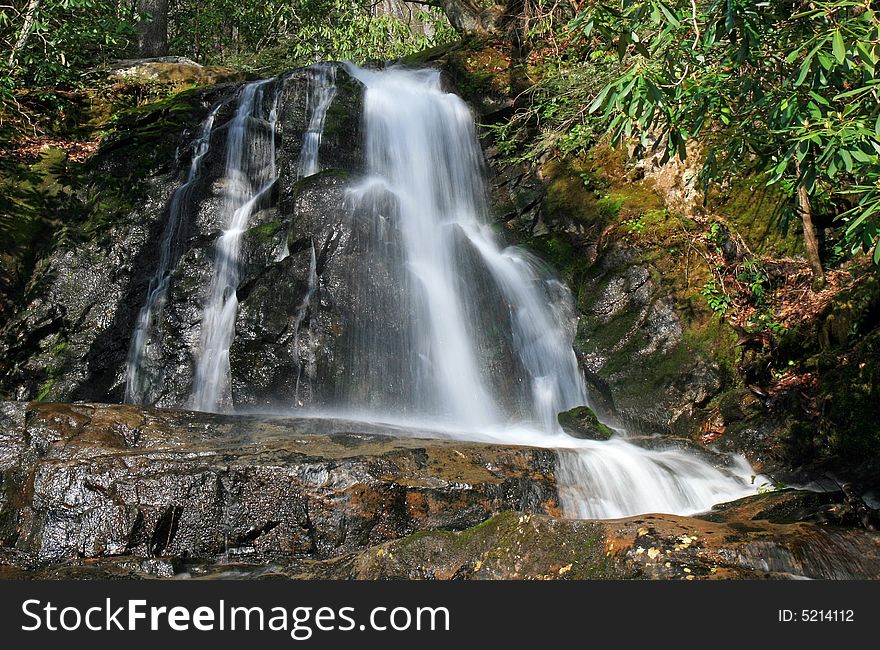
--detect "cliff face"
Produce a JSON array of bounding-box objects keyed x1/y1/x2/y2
[{"x1": 0, "y1": 67, "x2": 364, "y2": 410}]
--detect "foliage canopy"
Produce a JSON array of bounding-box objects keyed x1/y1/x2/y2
[{"x1": 567, "y1": 0, "x2": 880, "y2": 272}]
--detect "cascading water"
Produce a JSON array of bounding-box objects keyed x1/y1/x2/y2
[
  {"x1": 125, "y1": 104, "x2": 221, "y2": 406},
  {"x1": 127, "y1": 63, "x2": 761, "y2": 519},
  {"x1": 555, "y1": 442, "x2": 759, "y2": 519},
  {"x1": 342, "y1": 64, "x2": 760, "y2": 517},
  {"x1": 345, "y1": 66, "x2": 499, "y2": 426},
  {"x1": 277, "y1": 64, "x2": 337, "y2": 263},
  {"x1": 191, "y1": 79, "x2": 281, "y2": 412},
  {"x1": 299, "y1": 65, "x2": 338, "y2": 177}
]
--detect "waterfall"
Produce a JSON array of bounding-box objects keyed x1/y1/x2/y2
[
  {"x1": 345, "y1": 65, "x2": 583, "y2": 427},
  {"x1": 298, "y1": 64, "x2": 338, "y2": 178},
  {"x1": 276, "y1": 64, "x2": 336, "y2": 263},
  {"x1": 127, "y1": 63, "x2": 760, "y2": 519},
  {"x1": 344, "y1": 64, "x2": 759, "y2": 517},
  {"x1": 125, "y1": 103, "x2": 221, "y2": 406},
  {"x1": 343, "y1": 65, "x2": 588, "y2": 429},
  {"x1": 192, "y1": 79, "x2": 281, "y2": 412}
]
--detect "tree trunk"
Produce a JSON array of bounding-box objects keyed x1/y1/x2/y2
[
  {"x1": 136, "y1": 0, "x2": 169, "y2": 58},
  {"x1": 7, "y1": 0, "x2": 42, "y2": 69},
  {"x1": 797, "y1": 183, "x2": 826, "y2": 289}
]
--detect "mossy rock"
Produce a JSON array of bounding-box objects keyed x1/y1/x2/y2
[
  {"x1": 349, "y1": 511, "x2": 624, "y2": 580},
  {"x1": 110, "y1": 60, "x2": 245, "y2": 89},
  {"x1": 706, "y1": 178, "x2": 802, "y2": 258},
  {"x1": 557, "y1": 406, "x2": 615, "y2": 440}
]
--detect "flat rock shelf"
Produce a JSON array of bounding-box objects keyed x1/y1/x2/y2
[{"x1": 1, "y1": 402, "x2": 877, "y2": 580}]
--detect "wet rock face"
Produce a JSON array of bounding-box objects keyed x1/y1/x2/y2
[
  {"x1": 484, "y1": 149, "x2": 720, "y2": 434},
  {"x1": 573, "y1": 244, "x2": 720, "y2": 433},
  {"x1": 0, "y1": 402, "x2": 559, "y2": 565},
  {"x1": 0, "y1": 65, "x2": 368, "y2": 408},
  {"x1": 5, "y1": 489, "x2": 878, "y2": 580}
]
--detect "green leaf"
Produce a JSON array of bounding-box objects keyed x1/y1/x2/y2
[
  {"x1": 851, "y1": 148, "x2": 875, "y2": 163},
  {"x1": 588, "y1": 85, "x2": 611, "y2": 114},
  {"x1": 833, "y1": 85, "x2": 875, "y2": 100},
  {"x1": 657, "y1": 2, "x2": 681, "y2": 27},
  {"x1": 809, "y1": 91, "x2": 830, "y2": 106},
  {"x1": 832, "y1": 30, "x2": 846, "y2": 64},
  {"x1": 795, "y1": 54, "x2": 813, "y2": 86},
  {"x1": 840, "y1": 148, "x2": 853, "y2": 173}
]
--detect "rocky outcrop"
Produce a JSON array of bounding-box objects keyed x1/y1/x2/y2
[
  {"x1": 415, "y1": 0, "x2": 506, "y2": 34},
  {"x1": 343, "y1": 495, "x2": 880, "y2": 580},
  {"x1": 0, "y1": 402, "x2": 559, "y2": 566},
  {"x1": 2, "y1": 402, "x2": 876, "y2": 580},
  {"x1": 0, "y1": 65, "x2": 368, "y2": 409},
  {"x1": 108, "y1": 57, "x2": 244, "y2": 88},
  {"x1": 480, "y1": 147, "x2": 722, "y2": 435}
]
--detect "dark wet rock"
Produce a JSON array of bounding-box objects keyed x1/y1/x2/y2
[
  {"x1": 0, "y1": 402, "x2": 559, "y2": 566},
  {"x1": 0, "y1": 64, "x2": 366, "y2": 409},
  {"x1": 708, "y1": 487, "x2": 880, "y2": 531},
  {"x1": 557, "y1": 406, "x2": 614, "y2": 441},
  {"x1": 571, "y1": 244, "x2": 720, "y2": 434},
  {"x1": 2, "y1": 402, "x2": 876, "y2": 581},
  {"x1": 8, "y1": 499, "x2": 879, "y2": 580},
  {"x1": 0, "y1": 83, "x2": 238, "y2": 405}
]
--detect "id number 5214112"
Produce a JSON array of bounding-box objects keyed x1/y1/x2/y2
[{"x1": 778, "y1": 609, "x2": 854, "y2": 622}]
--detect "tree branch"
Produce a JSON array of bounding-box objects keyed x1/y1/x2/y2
[{"x1": 7, "y1": 0, "x2": 41, "y2": 69}]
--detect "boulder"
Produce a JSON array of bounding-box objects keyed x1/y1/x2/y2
[{"x1": 557, "y1": 406, "x2": 614, "y2": 440}]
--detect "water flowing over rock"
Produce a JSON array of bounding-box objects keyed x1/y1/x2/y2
[
  {"x1": 298, "y1": 65, "x2": 337, "y2": 178},
  {"x1": 1, "y1": 61, "x2": 761, "y2": 521},
  {"x1": 1, "y1": 402, "x2": 876, "y2": 580},
  {"x1": 125, "y1": 103, "x2": 222, "y2": 405},
  {"x1": 336, "y1": 64, "x2": 587, "y2": 429},
  {"x1": 191, "y1": 80, "x2": 283, "y2": 412}
]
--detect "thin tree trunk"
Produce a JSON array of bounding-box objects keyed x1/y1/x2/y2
[
  {"x1": 797, "y1": 182, "x2": 826, "y2": 289},
  {"x1": 136, "y1": 0, "x2": 169, "y2": 58},
  {"x1": 7, "y1": 0, "x2": 42, "y2": 69}
]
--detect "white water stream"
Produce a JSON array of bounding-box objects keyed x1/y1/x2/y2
[
  {"x1": 192, "y1": 80, "x2": 281, "y2": 411},
  {"x1": 125, "y1": 103, "x2": 221, "y2": 406},
  {"x1": 342, "y1": 64, "x2": 760, "y2": 517}
]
